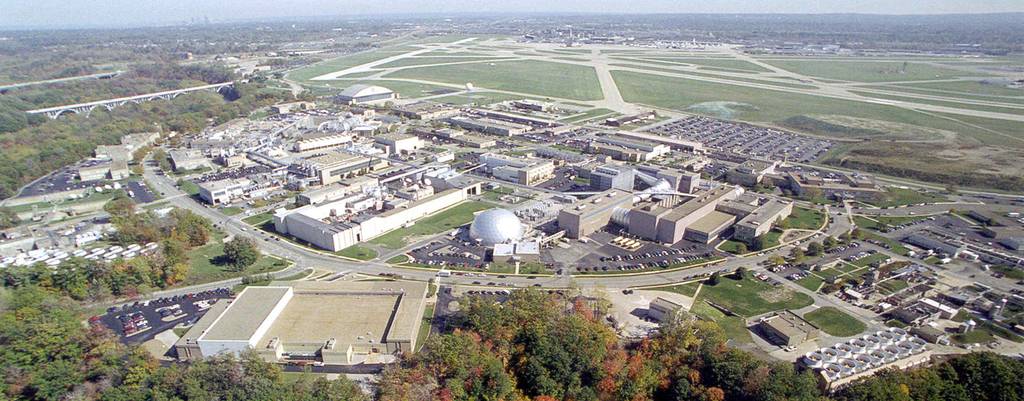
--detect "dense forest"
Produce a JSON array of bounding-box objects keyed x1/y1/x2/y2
[
  {"x1": 2, "y1": 287, "x2": 1022, "y2": 401},
  {"x1": 0, "y1": 76, "x2": 290, "y2": 199}
]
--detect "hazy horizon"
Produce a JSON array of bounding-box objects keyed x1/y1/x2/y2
[{"x1": 2, "y1": 0, "x2": 1024, "y2": 29}]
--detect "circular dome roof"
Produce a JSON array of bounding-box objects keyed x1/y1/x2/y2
[{"x1": 469, "y1": 208, "x2": 524, "y2": 246}]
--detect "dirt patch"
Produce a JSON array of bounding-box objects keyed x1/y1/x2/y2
[
  {"x1": 759, "y1": 288, "x2": 793, "y2": 303},
  {"x1": 789, "y1": 114, "x2": 958, "y2": 142}
]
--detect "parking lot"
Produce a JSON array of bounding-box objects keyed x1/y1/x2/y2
[
  {"x1": 124, "y1": 180, "x2": 157, "y2": 203},
  {"x1": 572, "y1": 229, "x2": 721, "y2": 274},
  {"x1": 646, "y1": 116, "x2": 832, "y2": 163},
  {"x1": 18, "y1": 165, "x2": 104, "y2": 198},
  {"x1": 91, "y1": 288, "x2": 233, "y2": 345}
]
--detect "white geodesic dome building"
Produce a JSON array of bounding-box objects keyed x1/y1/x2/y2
[{"x1": 469, "y1": 208, "x2": 524, "y2": 246}]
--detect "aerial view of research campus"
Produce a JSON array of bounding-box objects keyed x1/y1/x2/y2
[{"x1": 0, "y1": 1, "x2": 1023, "y2": 400}]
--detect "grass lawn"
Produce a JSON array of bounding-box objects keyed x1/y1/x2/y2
[
  {"x1": 369, "y1": 201, "x2": 493, "y2": 249},
  {"x1": 795, "y1": 274, "x2": 824, "y2": 292},
  {"x1": 689, "y1": 300, "x2": 752, "y2": 344},
  {"x1": 309, "y1": 79, "x2": 456, "y2": 99},
  {"x1": 220, "y1": 206, "x2": 243, "y2": 216},
  {"x1": 870, "y1": 188, "x2": 948, "y2": 208},
  {"x1": 377, "y1": 56, "x2": 512, "y2": 69},
  {"x1": 336, "y1": 245, "x2": 378, "y2": 261},
  {"x1": 852, "y1": 252, "x2": 891, "y2": 267},
  {"x1": 756, "y1": 59, "x2": 989, "y2": 83},
  {"x1": 183, "y1": 233, "x2": 290, "y2": 285},
  {"x1": 862, "y1": 231, "x2": 910, "y2": 256},
  {"x1": 281, "y1": 371, "x2": 330, "y2": 384},
  {"x1": 803, "y1": 307, "x2": 867, "y2": 337},
  {"x1": 653, "y1": 281, "x2": 703, "y2": 298},
  {"x1": 388, "y1": 60, "x2": 604, "y2": 100},
  {"x1": 991, "y1": 265, "x2": 1024, "y2": 281},
  {"x1": 286, "y1": 48, "x2": 413, "y2": 82},
  {"x1": 416, "y1": 304, "x2": 436, "y2": 351},
  {"x1": 172, "y1": 327, "x2": 189, "y2": 337},
  {"x1": 878, "y1": 279, "x2": 910, "y2": 294},
  {"x1": 850, "y1": 90, "x2": 1024, "y2": 116},
  {"x1": 643, "y1": 57, "x2": 772, "y2": 72},
  {"x1": 243, "y1": 211, "x2": 274, "y2": 226},
  {"x1": 697, "y1": 276, "x2": 813, "y2": 317},
  {"x1": 431, "y1": 91, "x2": 539, "y2": 106},
  {"x1": 785, "y1": 207, "x2": 826, "y2": 230},
  {"x1": 178, "y1": 180, "x2": 200, "y2": 196},
  {"x1": 386, "y1": 254, "x2": 410, "y2": 264}
]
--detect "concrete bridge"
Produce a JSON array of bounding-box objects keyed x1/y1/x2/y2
[{"x1": 26, "y1": 82, "x2": 235, "y2": 119}]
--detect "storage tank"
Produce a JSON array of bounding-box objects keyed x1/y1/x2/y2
[
  {"x1": 835, "y1": 343, "x2": 854, "y2": 357},
  {"x1": 802, "y1": 351, "x2": 825, "y2": 368},
  {"x1": 821, "y1": 348, "x2": 840, "y2": 362},
  {"x1": 848, "y1": 338, "x2": 867, "y2": 353}
]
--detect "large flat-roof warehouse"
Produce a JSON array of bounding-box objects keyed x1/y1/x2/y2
[{"x1": 175, "y1": 280, "x2": 427, "y2": 365}]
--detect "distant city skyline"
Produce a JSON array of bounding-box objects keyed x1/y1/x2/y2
[{"x1": 2, "y1": 0, "x2": 1024, "y2": 29}]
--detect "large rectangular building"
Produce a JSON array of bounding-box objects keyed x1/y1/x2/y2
[
  {"x1": 758, "y1": 310, "x2": 819, "y2": 347},
  {"x1": 732, "y1": 198, "x2": 794, "y2": 243},
  {"x1": 198, "y1": 178, "x2": 252, "y2": 205},
  {"x1": 558, "y1": 190, "x2": 635, "y2": 239},
  {"x1": 479, "y1": 153, "x2": 554, "y2": 186},
  {"x1": 294, "y1": 153, "x2": 382, "y2": 186},
  {"x1": 629, "y1": 185, "x2": 741, "y2": 244},
  {"x1": 374, "y1": 133, "x2": 423, "y2": 155},
  {"x1": 447, "y1": 116, "x2": 529, "y2": 136},
  {"x1": 175, "y1": 280, "x2": 427, "y2": 365},
  {"x1": 274, "y1": 183, "x2": 481, "y2": 252}
]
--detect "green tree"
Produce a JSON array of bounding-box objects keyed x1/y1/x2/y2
[
  {"x1": 0, "y1": 207, "x2": 20, "y2": 229},
  {"x1": 707, "y1": 271, "x2": 721, "y2": 286},
  {"x1": 790, "y1": 247, "x2": 806, "y2": 262},
  {"x1": 807, "y1": 241, "x2": 825, "y2": 256},
  {"x1": 735, "y1": 242, "x2": 749, "y2": 254},
  {"x1": 824, "y1": 236, "x2": 838, "y2": 249},
  {"x1": 734, "y1": 266, "x2": 748, "y2": 280},
  {"x1": 223, "y1": 236, "x2": 260, "y2": 270}
]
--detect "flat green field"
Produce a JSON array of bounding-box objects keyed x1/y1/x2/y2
[
  {"x1": 377, "y1": 56, "x2": 513, "y2": 69},
  {"x1": 697, "y1": 276, "x2": 813, "y2": 317},
  {"x1": 795, "y1": 274, "x2": 824, "y2": 292},
  {"x1": 757, "y1": 59, "x2": 990, "y2": 83},
  {"x1": 611, "y1": 70, "x2": 966, "y2": 131},
  {"x1": 642, "y1": 57, "x2": 772, "y2": 73},
  {"x1": 689, "y1": 300, "x2": 752, "y2": 344},
  {"x1": 184, "y1": 234, "x2": 289, "y2": 285},
  {"x1": 803, "y1": 307, "x2": 867, "y2": 337},
  {"x1": 336, "y1": 245, "x2": 377, "y2": 261},
  {"x1": 786, "y1": 207, "x2": 826, "y2": 230},
  {"x1": 432, "y1": 91, "x2": 538, "y2": 106},
  {"x1": 387, "y1": 60, "x2": 604, "y2": 100},
  {"x1": 369, "y1": 201, "x2": 493, "y2": 249},
  {"x1": 850, "y1": 90, "x2": 1024, "y2": 116},
  {"x1": 286, "y1": 49, "x2": 411, "y2": 82},
  {"x1": 310, "y1": 79, "x2": 456, "y2": 99},
  {"x1": 894, "y1": 80, "x2": 1024, "y2": 99}
]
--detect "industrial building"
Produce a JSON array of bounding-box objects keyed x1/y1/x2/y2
[
  {"x1": 727, "y1": 159, "x2": 778, "y2": 186},
  {"x1": 447, "y1": 116, "x2": 529, "y2": 136},
  {"x1": 273, "y1": 178, "x2": 482, "y2": 251},
  {"x1": 469, "y1": 208, "x2": 525, "y2": 245},
  {"x1": 479, "y1": 153, "x2": 555, "y2": 186},
  {"x1": 627, "y1": 185, "x2": 742, "y2": 244},
  {"x1": 77, "y1": 159, "x2": 130, "y2": 181},
  {"x1": 758, "y1": 310, "x2": 820, "y2": 347},
  {"x1": 590, "y1": 165, "x2": 636, "y2": 191},
  {"x1": 374, "y1": 133, "x2": 423, "y2": 155},
  {"x1": 292, "y1": 133, "x2": 353, "y2": 152},
  {"x1": 292, "y1": 153, "x2": 385, "y2": 186},
  {"x1": 786, "y1": 172, "x2": 881, "y2": 201},
  {"x1": 336, "y1": 84, "x2": 396, "y2": 105},
  {"x1": 391, "y1": 101, "x2": 460, "y2": 120},
  {"x1": 197, "y1": 178, "x2": 252, "y2": 205},
  {"x1": 168, "y1": 149, "x2": 209, "y2": 172},
  {"x1": 800, "y1": 329, "x2": 930, "y2": 392},
  {"x1": 558, "y1": 182, "x2": 745, "y2": 244},
  {"x1": 648, "y1": 297, "x2": 684, "y2": 322},
  {"x1": 174, "y1": 280, "x2": 427, "y2": 365},
  {"x1": 589, "y1": 136, "x2": 671, "y2": 162},
  {"x1": 615, "y1": 130, "x2": 703, "y2": 153},
  {"x1": 725, "y1": 196, "x2": 794, "y2": 243},
  {"x1": 903, "y1": 234, "x2": 963, "y2": 258},
  {"x1": 427, "y1": 128, "x2": 497, "y2": 148}
]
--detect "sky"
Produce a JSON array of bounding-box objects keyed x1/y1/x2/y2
[{"x1": 2, "y1": 0, "x2": 1023, "y2": 29}]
